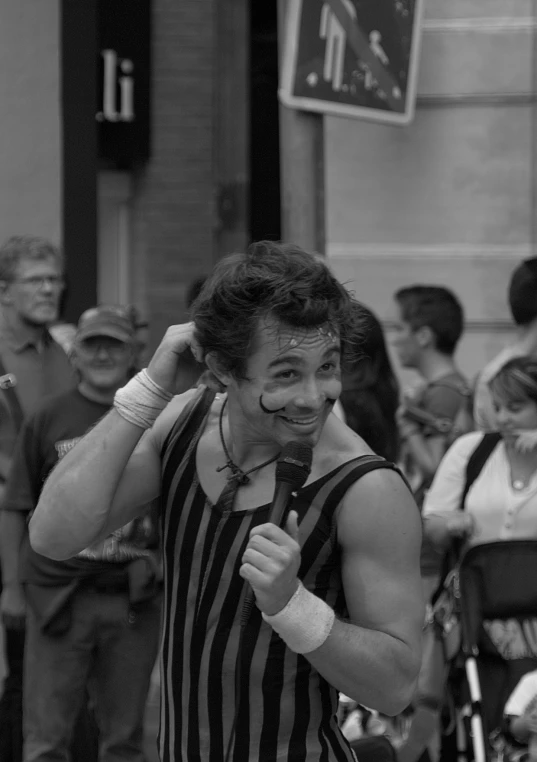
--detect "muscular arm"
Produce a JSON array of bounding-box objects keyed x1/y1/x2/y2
[
  {"x1": 30, "y1": 323, "x2": 204, "y2": 560},
  {"x1": 29, "y1": 392, "x2": 197, "y2": 560},
  {"x1": 29, "y1": 409, "x2": 156, "y2": 559},
  {"x1": 244, "y1": 469, "x2": 424, "y2": 715},
  {"x1": 304, "y1": 470, "x2": 423, "y2": 714}
]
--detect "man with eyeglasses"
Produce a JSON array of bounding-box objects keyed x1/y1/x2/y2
[
  {"x1": 0, "y1": 235, "x2": 75, "y2": 761},
  {"x1": 0, "y1": 305, "x2": 161, "y2": 762}
]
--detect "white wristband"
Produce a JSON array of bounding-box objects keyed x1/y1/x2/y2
[
  {"x1": 262, "y1": 581, "x2": 335, "y2": 654},
  {"x1": 114, "y1": 369, "x2": 173, "y2": 429}
]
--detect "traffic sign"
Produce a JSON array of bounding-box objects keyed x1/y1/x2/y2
[{"x1": 279, "y1": 0, "x2": 424, "y2": 125}]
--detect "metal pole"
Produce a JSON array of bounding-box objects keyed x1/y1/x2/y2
[
  {"x1": 277, "y1": 0, "x2": 325, "y2": 253},
  {"x1": 530, "y1": 3, "x2": 537, "y2": 257}
]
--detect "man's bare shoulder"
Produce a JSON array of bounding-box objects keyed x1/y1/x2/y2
[
  {"x1": 323, "y1": 406, "x2": 418, "y2": 546},
  {"x1": 150, "y1": 386, "x2": 206, "y2": 451},
  {"x1": 337, "y1": 464, "x2": 420, "y2": 553}
]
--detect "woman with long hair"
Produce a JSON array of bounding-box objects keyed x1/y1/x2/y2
[{"x1": 339, "y1": 304, "x2": 400, "y2": 462}]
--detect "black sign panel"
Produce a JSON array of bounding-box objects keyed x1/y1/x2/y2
[
  {"x1": 97, "y1": 0, "x2": 151, "y2": 164},
  {"x1": 280, "y1": 0, "x2": 424, "y2": 125}
]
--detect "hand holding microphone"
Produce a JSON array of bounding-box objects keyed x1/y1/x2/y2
[{"x1": 239, "y1": 442, "x2": 313, "y2": 620}]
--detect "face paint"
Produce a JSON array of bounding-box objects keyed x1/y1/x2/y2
[
  {"x1": 259, "y1": 395, "x2": 286, "y2": 414},
  {"x1": 226, "y1": 321, "x2": 343, "y2": 449},
  {"x1": 317, "y1": 326, "x2": 337, "y2": 343}
]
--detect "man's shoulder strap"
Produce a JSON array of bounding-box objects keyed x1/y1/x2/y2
[
  {"x1": 0, "y1": 354, "x2": 24, "y2": 432},
  {"x1": 161, "y1": 385, "x2": 216, "y2": 460},
  {"x1": 459, "y1": 433, "x2": 502, "y2": 512},
  {"x1": 325, "y1": 455, "x2": 411, "y2": 514}
]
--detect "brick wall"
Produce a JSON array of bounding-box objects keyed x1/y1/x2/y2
[{"x1": 131, "y1": 0, "x2": 217, "y2": 350}]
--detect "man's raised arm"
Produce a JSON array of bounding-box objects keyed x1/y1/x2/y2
[{"x1": 30, "y1": 323, "x2": 202, "y2": 560}]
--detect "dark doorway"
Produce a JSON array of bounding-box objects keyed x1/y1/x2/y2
[{"x1": 250, "y1": 2, "x2": 281, "y2": 242}]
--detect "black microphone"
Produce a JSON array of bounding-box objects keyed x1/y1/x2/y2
[{"x1": 240, "y1": 441, "x2": 313, "y2": 627}]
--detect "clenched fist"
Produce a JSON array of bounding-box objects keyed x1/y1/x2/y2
[{"x1": 240, "y1": 511, "x2": 301, "y2": 616}]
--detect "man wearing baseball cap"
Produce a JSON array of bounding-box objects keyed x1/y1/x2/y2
[{"x1": 0, "y1": 305, "x2": 161, "y2": 762}]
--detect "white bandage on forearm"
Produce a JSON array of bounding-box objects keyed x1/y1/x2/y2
[
  {"x1": 262, "y1": 581, "x2": 335, "y2": 654},
  {"x1": 114, "y1": 369, "x2": 173, "y2": 429}
]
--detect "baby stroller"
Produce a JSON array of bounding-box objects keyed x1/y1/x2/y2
[{"x1": 446, "y1": 540, "x2": 537, "y2": 762}]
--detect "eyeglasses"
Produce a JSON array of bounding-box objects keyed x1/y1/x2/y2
[
  {"x1": 12, "y1": 276, "x2": 65, "y2": 290},
  {"x1": 77, "y1": 339, "x2": 131, "y2": 357}
]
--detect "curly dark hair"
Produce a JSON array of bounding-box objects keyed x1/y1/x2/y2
[{"x1": 191, "y1": 241, "x2": 364, "y2": 379}]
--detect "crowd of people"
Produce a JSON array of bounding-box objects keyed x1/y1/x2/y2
[{"x1": 0, "y1": 234, "x2": 535, "y2": 762}]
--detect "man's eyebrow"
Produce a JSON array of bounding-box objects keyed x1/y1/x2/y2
[{"x1": 268, "y1": 345, "x2": 340, "y2": 369}]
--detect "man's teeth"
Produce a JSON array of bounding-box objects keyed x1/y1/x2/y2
[{"x1": 286, "y1": 416, "x2": 317, "y2": 425}]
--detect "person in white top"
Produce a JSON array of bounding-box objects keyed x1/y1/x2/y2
[{"x1": 423, "y1": 355, "x2": 537, "y2": 549}]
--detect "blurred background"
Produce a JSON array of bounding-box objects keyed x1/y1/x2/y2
[
  {"x1": 0, "y1": 0, "x2": 534, "y2": 384},
  {"x1": 1, "y1": 2, "x2": 537, "y2": 760}
]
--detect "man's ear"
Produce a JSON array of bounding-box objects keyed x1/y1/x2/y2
[
  {"x1": 415, "y1": 325, "x2": 433, "y2": 349},
  {"x1": 205, "y1": 352, "x2": 231, "y2": 387}
]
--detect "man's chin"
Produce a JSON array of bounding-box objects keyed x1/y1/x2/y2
[{"x1": 29, "y1": 310, "x2": 58, "y2": 327}]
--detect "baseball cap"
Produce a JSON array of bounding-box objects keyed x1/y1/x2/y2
[{"x1": 76, "y1": 305, "x2": 136, "y2": 343}]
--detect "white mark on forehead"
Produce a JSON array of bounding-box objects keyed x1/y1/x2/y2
[
  {"x1": 269, "y1": 325, "x2": 340, "y2": 355},
  {"x1": 248, "y1": 320, "x2": 341, "y2": 372}
]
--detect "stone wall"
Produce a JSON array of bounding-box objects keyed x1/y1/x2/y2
[{"x1": 325, "y1": 0, "x2": 535, "y2": 381}]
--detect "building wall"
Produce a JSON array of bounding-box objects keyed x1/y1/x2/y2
[
  {"x1": 0, "y1": 0, "x2": 220, "y2": 342},
  {"x1": 130, "y1": 0, "x2": 217, "y2": 350},
  {"x1": 325, "y1": 0, "x2": 535, "y2": 381},
  {"x1": 0, "y1": 0, "x2": 61, "y2": 243}
]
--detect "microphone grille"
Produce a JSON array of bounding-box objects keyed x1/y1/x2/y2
[{"x1": 276, "y1": 441, "x2": 313, "y2": 489}]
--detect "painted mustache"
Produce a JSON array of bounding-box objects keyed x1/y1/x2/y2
[
  {"x1": 259, "y1": 396, "x2": 286, "y2": 414},
  {"x1": 258, "y1": 395, "x2": 338, "y2": 415}
]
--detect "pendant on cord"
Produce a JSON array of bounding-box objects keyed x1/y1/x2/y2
[{"x1": 216, "y1": 461, "x2": 251, "y2": 486}]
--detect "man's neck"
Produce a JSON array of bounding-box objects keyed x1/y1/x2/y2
[
  {"x1": 416, "y1": 352, "x2": 458, "y2": 384},
  {"x1": 1, "y1": 309, "x2": 47, "y2": 347}
]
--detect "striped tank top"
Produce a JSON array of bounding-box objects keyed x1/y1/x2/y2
[{"x1": 158, "y1": 387, "x2": 400, "y2": 762}]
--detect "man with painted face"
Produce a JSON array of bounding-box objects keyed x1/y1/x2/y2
[{"x1": 29, "y1": 242, "x2": 423, "y2": 762}]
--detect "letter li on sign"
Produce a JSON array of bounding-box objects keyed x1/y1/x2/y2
[{"x1": 96, "y1": 49, "x2": 135, "y2": 123}]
